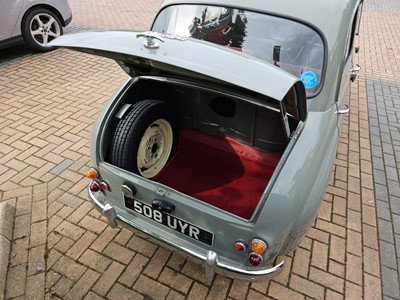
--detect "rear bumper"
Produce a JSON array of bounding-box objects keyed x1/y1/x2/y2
[{"x1": 88, "y1": 184, "x2": 284, "y2": 282}]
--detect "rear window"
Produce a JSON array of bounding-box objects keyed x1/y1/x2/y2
[{"x1": 152, "y1": 5, "x2": 325, "y2": 97}]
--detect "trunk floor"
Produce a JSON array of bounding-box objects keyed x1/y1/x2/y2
[{"x1": 154, "y1": 129, "x2": 282, "y2": 219}]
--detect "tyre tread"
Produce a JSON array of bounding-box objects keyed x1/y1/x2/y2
[{"x1": 109, "y1": 99, "x2": 178, "y2": 176}]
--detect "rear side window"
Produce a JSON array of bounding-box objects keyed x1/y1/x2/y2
[{"x1": 152, "y1": 5, "x2": 325, "y2": 97}]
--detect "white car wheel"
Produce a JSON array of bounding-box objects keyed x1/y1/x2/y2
[{"x1": 137, "y1": 119, "x2": 174, "y2": 178}]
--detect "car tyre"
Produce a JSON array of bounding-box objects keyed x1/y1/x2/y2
[
  {"x1": 21, "y1": 7, "x2": 63, "y2": 52},
  {"x1": 110, "y1": 100, "x2": 179, "y2": 179}
]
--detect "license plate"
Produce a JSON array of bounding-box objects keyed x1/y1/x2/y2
[{"x1": 124, "y1": 197, "x2": 214, "y2": 246}]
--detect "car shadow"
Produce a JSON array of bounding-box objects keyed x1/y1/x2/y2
[
  {"x1": 0, "y1": 25, "x2": 101, "y2": 66},
  {"x1": 0, "y1": 44, "x2": 37, "y2": 65}
]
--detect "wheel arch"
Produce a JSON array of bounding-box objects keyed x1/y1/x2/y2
[{"x1": 21, "y1": 4, "x2": 66, "y2": 30}]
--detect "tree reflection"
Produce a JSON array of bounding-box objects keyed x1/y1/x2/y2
[
  {"x1": 230, "y1": 11, "x2": 247, "y2": 50},
  {"x1": 188, "y1": 8, "x2": 248, "y2": 50}
]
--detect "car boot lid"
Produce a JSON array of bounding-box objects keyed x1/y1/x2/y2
[{"x1": 50, "y1": 31, "x2": 306, "y2": 121}]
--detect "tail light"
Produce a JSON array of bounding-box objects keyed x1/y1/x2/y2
[
  {"x1": 248, "y1": 253, "x2": 263, "y2": 266},
  {"x1": 86, "y1": 168, "x2": 99, "y2": 179},
  {"x1": 248, "y1": 239, "x2": 267, "y2": 266},
  {"x1": 234, "y1": 241, "x2": 247, "y2": 252},
  {"x1": 89, "y1": 180, "x2": 101, "y2": 192},
  {"x1": 251, "y1": 239, "x2": 267, "y2": 255},
  {"x1": 100, "y1": 181, "x2": 109, "y2": 191},
  {"x1": 235, "y1": 238, "x2": 268, "y2": 267}
]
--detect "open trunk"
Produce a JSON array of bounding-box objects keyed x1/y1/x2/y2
[
  {"x1": 50, "y1": 31, "x2": 307, "y2": 219},
  {"x1": 104, "y1": 77, "x2": 298, "y2": 219}
]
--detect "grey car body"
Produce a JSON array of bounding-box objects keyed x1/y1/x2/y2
[
  {"x1": 0, "y1": 0, "x2": 72, "y2": 51},
  {"x1": 50, "y1": 0, "x2": 363, "y2": 281}
]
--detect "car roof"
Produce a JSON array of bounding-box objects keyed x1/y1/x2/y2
[{"x1": 158, "y1": 0, "x2": 361, "y2": 50}]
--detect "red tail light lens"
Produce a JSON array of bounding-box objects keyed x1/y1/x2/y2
[
  {"x1": 89, "y1": 181, "x2": 101, "y2": 192},
  {"x1": 100, "y1": 181, "x2": 109, "y2": 191},
  {"x1": 248, "y1": 253, "x2": 263, "y2": 266},
  {"x1": 234, "y1": 241, "x2": 247, "y2": 252}
]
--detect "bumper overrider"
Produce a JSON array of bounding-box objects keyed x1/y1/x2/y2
[{"x1": 88, "y1": 183, "x2": 284, "y2": 281}]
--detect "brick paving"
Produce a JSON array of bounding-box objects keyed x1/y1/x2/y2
[
  {"x1": 0, "y1": 0, "x2": 397, "y2": 299},
  {"x1": 361, "y1": 1, "x2": 400, "y2": 298}
]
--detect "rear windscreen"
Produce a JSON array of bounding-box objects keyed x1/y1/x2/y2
[{"x1": 153, "y1": 5, "x2": 325, "y2": 97}]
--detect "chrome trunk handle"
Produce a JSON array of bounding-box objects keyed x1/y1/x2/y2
[
  {"x1": 137, "y1": 31, "x2": 164, "y2": 49},
  {"x1": 350, "y1": 64, "x2": 361, "y2": 82},
  {"x1": 336, "y1": 104, "x2": 350, "y2": 114},
  {"x1": 351, "y1": 64, "x2": 361, "y2": 72}
]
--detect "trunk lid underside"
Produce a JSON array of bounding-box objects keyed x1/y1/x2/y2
[{"x1": 50, "y1": 30, "x2": 307, "y2": 121}]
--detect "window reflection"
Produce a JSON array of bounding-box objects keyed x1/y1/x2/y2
[{"x1": 152, "y1": 5, "x2": 325, "y2": 97}]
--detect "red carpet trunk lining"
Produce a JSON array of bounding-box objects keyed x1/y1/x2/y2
[{"x1": 154, "y1": 128, "x2": 281, "y2": 219}]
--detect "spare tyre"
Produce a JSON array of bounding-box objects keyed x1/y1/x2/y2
[{"x1": 109, "y1": 100, "x2": 179, "y2": 178}]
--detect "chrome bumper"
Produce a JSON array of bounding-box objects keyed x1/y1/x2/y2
[{"x1": 88, "y1": 186, "x2": 284, "y2": 282}]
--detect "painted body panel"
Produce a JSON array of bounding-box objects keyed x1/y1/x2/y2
[
  {"x1": 50, "y1": 31, "x2": 305, "y2": 103},
  {"x1": 12, "y1": 0, "x2": 72, "y2": 37},
  {"x1": 89, "y1": 80, "x2": 338, "y2": 261},
  {"x1": 0, "y1": 0, "x2": 24, "y2": 41},
  {"x1": 254, "y1": 105, "x2": 339, "y2": 256},
  {"x1": 0, "y1": 0, "x2": 72, "y2": 48}
]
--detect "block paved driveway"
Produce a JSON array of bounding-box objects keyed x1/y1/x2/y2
[{"x1": 0, "y1": 0, "x2": 398, "y2": 299}]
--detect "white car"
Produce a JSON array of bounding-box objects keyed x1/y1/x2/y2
[{"x1": 0, "y1": 0, "x2": 72, "y2": 52}]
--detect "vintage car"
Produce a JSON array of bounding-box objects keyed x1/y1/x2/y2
[{"x1": 50, "y1": 0, "x2": 363, "y2": 281}]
